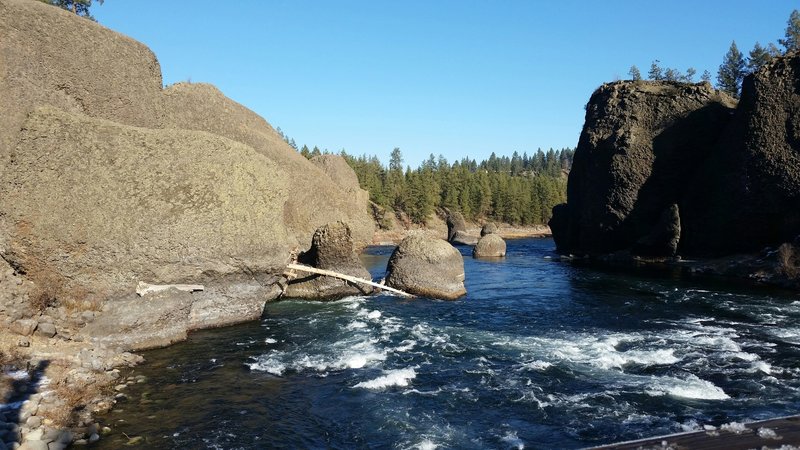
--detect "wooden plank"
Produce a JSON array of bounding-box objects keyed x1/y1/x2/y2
[{"x1": 286, "y1": 263, "x2": 415, "y2": 298}]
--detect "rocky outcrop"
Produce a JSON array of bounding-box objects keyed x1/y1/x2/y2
[
  {"x1": 385, "y1": 235, "x2": 466, "y2": 300},
  {"x1": 681, "y1": 54, "x2": 800, "y2": 254},
  {"x1": 284, "y1": 222, "x2": 374, "y2": 299},
  {"x1": 550, "y1": 80, "x2": 737, "y2": 256},
  {"x1": 0, "y1": 107, "x2": 291, "y2": 297},
  {"x1": 446, "y1": 211, "x2": 477, "y2": 245},
  {"x1": 473, "y1": 234, "x2": 507, "y2": 258},
  {"x1": 0, "y1": 0, "x2": 373, "y2": 305},
  {"x1": 555, "y1": 54, "x2": 800, "y2": 259},
  {"x1": 160, "y1": 84, "x2": 374, "y2": 246},
  {"x1": 0, "y1": 0, "x2": 376, "y2": 446}
]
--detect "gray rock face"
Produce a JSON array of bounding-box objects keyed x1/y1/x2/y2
[
  {"x1": 284, "y1": 222, "x2": 374, "y2": 299},
  {"x1": 633, "y1": 204, "x2": 681, "y2": 257},
  {"x1": 80, "y1": 290, "x2": 194, "y2": 351},
  {"x1": 682, "y1": 53, "x2": 800, "y2": 254},
  {"x1": 34, "y1": 322, "x2": 56, "y2": 338},
  {"x1": 551, "y1": 81, "x2": 736, "y2": 256},
  {"x1": 188, "y1": 282, "x2": 281, "y2": 330},
  {"x1": 0, "y1": 107, "x2": 291, "y2": 297},
  {"x1": 0, "y1": 0, "x2": 374, "y2": 340},
  {"x1": 385, "y1": 235, "x2": 466, "y2": 300},
  {"x1": 473, "y1": 234, "x2": 507, "y2": 258}
]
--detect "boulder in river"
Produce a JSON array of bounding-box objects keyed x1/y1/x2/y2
[
  {"x1": 284, "y1": 221, "x2": 374, "y2": 299},
  {"x1": 480, "y1": 222, "x2": 498, "y2": 237},
  {"x1": 473, "y1": 234, "x2": 507, "y2": 258},
  {"x1": 446, "y1": 211, "x2": 477, "y2": 245},
  {"x1": 385, "y1": 234, "x2": 466, "y2": 300}
]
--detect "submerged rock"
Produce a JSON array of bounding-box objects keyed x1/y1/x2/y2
[
  {"x1": 385, "y1": 234, "x2": 466, "y2": 300},
  {"x1": 473, "y1": 234, "x2": 507, "y2": 258},
  {"x1": 284, "y1": 222, "x2": 374, "y2": 299}
]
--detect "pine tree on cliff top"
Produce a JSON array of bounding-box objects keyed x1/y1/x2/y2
[
  {"x1": 628, "y1": 65, "x2": 642, "y2": 81},
  {"x1": 717, "y1": 41, "x2": 745, "y2": 98},
  {"x1": 747, "y1": 42, "x2": 773, "y2": 74},
  {"x1": 779, "y1": 10, "x2": 800, "y2": 52},
  {"x1": 648, "y1": 60, "x2": 663, "y2": 81},
  {"x1": 38, "y1": 0, "x2": 104, "y2": 21}
]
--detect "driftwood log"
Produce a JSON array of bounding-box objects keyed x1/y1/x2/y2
[
  {"x1": 136, "y1": 282, "x2": 205, "y2": 297},
  {"x1": 286, "y1": 263, "x2": 415, "y2": 298}
]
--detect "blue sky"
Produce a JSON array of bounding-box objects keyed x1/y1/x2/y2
[{"x1": 95, "y1": 1, "x2": 796, "y2": 167}]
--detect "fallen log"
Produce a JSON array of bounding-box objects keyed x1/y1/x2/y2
[
  {"x1": 285, "y1": 263, "x2": 415, "y2": 298},
  {"x1": 136, "y1": 282, "x2": 205, "y2": 297}
]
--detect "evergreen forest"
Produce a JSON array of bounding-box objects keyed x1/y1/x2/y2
[{"x1": 288, "y1": 137, "x2": 573, "y2": 228}]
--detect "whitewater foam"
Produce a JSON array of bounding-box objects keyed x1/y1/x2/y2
[
  {"x1": 354, "y1": 367, "x2": 417, "y2": 389},
  {"x1": 646, "y1": 374, "x2": 729, "y2": 400}
]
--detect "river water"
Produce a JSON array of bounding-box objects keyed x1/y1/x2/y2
[{"x1": 91, "y1": 238, "x2": 800, "y2": 449}]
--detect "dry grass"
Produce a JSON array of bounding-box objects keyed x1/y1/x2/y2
[
  {"x1": 41, "y1": 372, "x2": 101, "y2": 428},
  {"x1": 778, "y1": 243, "x2": 799, "y2": 279},
  {"x1": 24, "y1": 257, "x2": 102, "y2": 313},
  {"x1": 0, "y1": 343, "x2": 28, "y2": 401}
]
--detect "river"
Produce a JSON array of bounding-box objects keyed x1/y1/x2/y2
[{"x1": 91, "y1": 238, "x2": 800, "y2": 449}]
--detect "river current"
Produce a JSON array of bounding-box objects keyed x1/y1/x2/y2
[{"x1": 92, "y1": 238, "x2": 800, "y2": 449}]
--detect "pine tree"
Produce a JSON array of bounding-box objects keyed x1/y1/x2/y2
[
  {"x1": 663, "y1": 68, "x2": 680, "y2": 82},
  {"x1": 747, "y1": 42, "x2": 773, "y2": 74},
  {"x1": 648, "y1": 60, "x2": 663, "y2": 81},
  {"x1": 717, "y1": 41, "x2": 745, "y2": 98},
  {"x1": 628, "y1": 65, "x2": 642, "y2": 81},
  {"x1": 38, "y1": 0, "x2": 103, "y2": 20},
  {"x1": 684, "y1": 67, "x2": 697, "y2": 82},
  {"x1": 779, "y1": 10, "x2": 800, "y2": 53},
  {"x1": 701, "y1": 70, "x2": 712, "y2": 83}
]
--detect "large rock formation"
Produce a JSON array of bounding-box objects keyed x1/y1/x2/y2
[
  {"x1": 553, "y1": 53, "x2": 800, "y2": 258},
  {"x1": 0, "y1": 0, "x2": 373, "y2": 309},
  {"x1": 283, "y1": 222, "x2": 374, "y2": 299},
  {"x1": 385, "y1": 235, "x2": 466, "y2": 300},
  {"x1": 1, "y1": 106, "x2": 290, "y2": 296},
  {"x1": 681, "y1": 54, "x2": 800, "y2": 254},
  {"x1": 550, "y1": 81, "x2": 737, "y2": 256},
  {"x1": 160, "y1": 84, "x2": 374, "y2": 246}
]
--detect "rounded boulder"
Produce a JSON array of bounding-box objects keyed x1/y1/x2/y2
[
  {"x1": 385, "y1": 235, "x2": 466, "y2": 300},
  {"x1": 473, "y1": 234, "x2": 507, "y2": 258}
]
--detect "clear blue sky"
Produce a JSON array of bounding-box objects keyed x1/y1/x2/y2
[{"x1": 95, "y1": 1, "x2": 796, "y2": 167}]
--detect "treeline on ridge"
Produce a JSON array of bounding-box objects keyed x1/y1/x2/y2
[{"x1": 290, "y1": 139, "x2": 572, "y2": 227}]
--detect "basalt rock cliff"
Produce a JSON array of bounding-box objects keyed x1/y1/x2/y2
[{"x1": 551, "y1": 52, "x2": 800, "y2": 259}]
